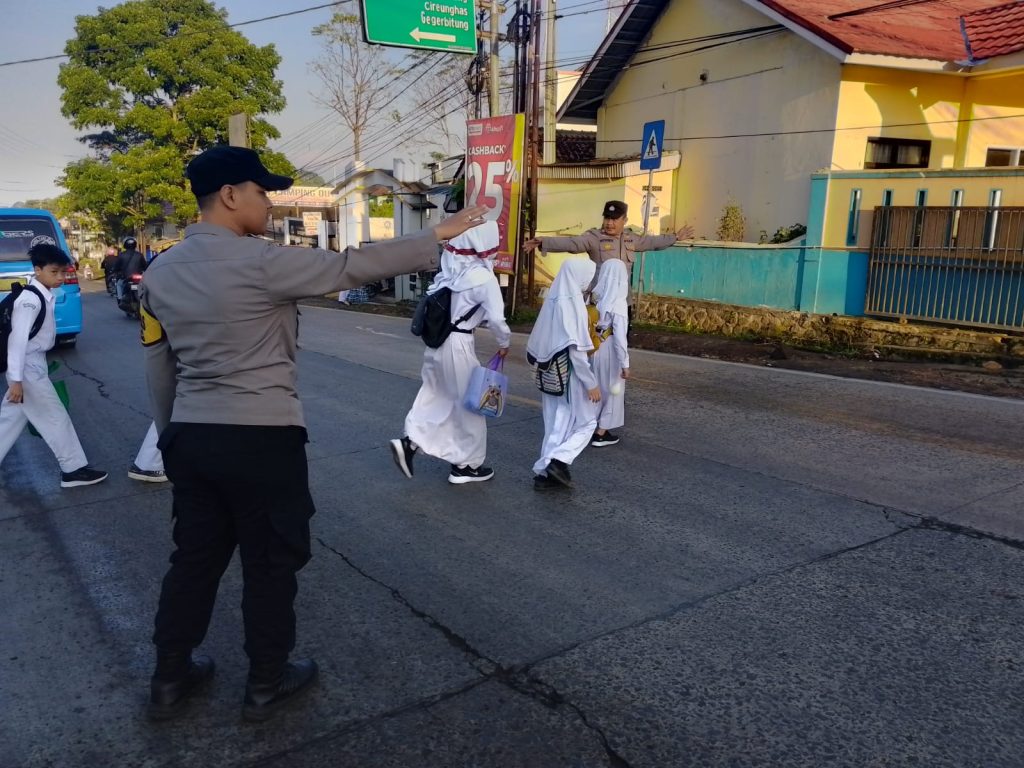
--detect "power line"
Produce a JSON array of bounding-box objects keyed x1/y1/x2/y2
[
  {"x1": 295, "y1": 54, "x2": 454, "y2": 176},
  {"x1": 282, "y1": 50, "x2": 433, "y2": 168},
  {"x1": 304, "y1": 25, "x2": 791, "y2": 187},
  {"x1": 593, "y1": 111, "x2": 1024, "y2": 143},
  {"x1": 0, "y1": 0, "x2": 353, "y2": 69}
]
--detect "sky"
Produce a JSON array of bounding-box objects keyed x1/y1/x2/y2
[{"x1": 0, "y1": 0, "x2": 611, "y2": 206}]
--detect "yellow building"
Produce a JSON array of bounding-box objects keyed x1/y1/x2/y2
[
  {"x1": 541, "y1": 0, "x2": 1024, "y2": 329},
  {"x1": 552, "y1": 0, "x2": 1024, "y2": 243}
]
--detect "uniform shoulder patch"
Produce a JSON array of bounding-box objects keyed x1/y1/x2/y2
[{"x1": 140, "y1": 305, "x2": 165, "y2": 347}]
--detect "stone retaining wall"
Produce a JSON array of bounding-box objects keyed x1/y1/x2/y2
[{"x1": 636, "y1": 295, "x2": 1024, "y2": 359}]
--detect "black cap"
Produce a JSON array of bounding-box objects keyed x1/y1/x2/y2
[
  {"x1": 186, "y1": 145, "x2": 294, "y2": 197},
  {"x1": 602, "y1": 200, "x2": 627, "y2": 219}
]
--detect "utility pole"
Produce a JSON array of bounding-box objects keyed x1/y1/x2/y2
[
  {"x1": 542, "y1": 0, "x2": 557, "y2": 164},
  {"x1": 488, "y1": 0, "x2": 502, "y2": 116},
  {"x1": 527, "y1": 0, "x2": 541, "y2": 303},
  {"x1": 227, "y1": 113, "x2": 249, "y2": 148}
]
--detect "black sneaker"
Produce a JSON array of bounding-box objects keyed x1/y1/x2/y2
[
  {"x1": 533, "y1": 474, "x2": 566, "y2": 491},
  {"x1": 60, "y1": 466, "x2": 108, "y2": 488},
  {"x1": 389, "y1": 437, "x2": 416, "y2": 479},
  {"x1": 591, "y1": 431, "x2": 620, "y2": 447},
  {"x1": 448, "y1": 465, "x2": 494, "y2": 484},
  {"x1": 128, "y1": 463, "x2": 168, "y2": 483},
  {"x1": 545, "y1": 459, "x2": 573, "y2": 488}
]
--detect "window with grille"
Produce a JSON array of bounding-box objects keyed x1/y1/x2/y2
[{"x1": 864, "y1": 137, "x2": 931, "y2": 169}]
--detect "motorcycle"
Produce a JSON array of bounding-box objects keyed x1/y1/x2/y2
[{"x1": 117, "y1": 273, "x2": 143, "y2": 319}]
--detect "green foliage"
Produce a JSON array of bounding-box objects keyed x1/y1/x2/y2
[
  {"x1": 369, "y1": 197, "x2": 394, "y2": 218},
  {"x1": 294, "y1": 169, "x2": 328, "y2": 186},
  {"x1": 509, "y1": 306, "x2": 539, "y2": 324},
  {"x1": 11, "y1": 197, "x2": 63, "y2": 214},
  {"x1": 715, "y1": 200, "x2": 746, "y2": 242},
  {"x1": 769, "y1": 223, "x2": 807, "y2": 244},
  {"x1": 56, "y1": 0, "x2": 293, "y2": 235},
  {"x1": 60, "y1": 144, "x2": 197, "y2": 231}
]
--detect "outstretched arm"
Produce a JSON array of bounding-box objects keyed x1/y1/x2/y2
[{"x1": 524, "y1": 235, "x2": 590, "y2": 254}]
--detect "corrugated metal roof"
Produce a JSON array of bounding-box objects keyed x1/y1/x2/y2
[{"x1": 961, "y1": 1, "x2": 1024, "y2": 60}]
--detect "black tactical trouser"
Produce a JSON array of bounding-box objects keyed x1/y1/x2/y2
[{"x1": 152, "y1": 423, "x2": 315, "y2": 675}]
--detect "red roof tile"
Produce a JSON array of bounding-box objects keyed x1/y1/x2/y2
[
  {"x1": 753, "y1": 0, "x2": 1014, "y2": 61},
  {"x1": 962, "y1": 1, "x2": 1024, "y2": 59}
]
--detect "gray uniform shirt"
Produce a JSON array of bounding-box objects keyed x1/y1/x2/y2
[
  {"x1": 540, "y1": 228, "x2": 677, "y2": 304},
  {"x1": 141, "y1": 222, "x2": 439, "y2": 431}
]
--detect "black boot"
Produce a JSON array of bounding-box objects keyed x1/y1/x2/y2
[
  {"x1": 147, "y1": 650, "x2": 215, "y2": 721},
  {"x1": 242, "y1": 658, "x2": 319, "y2": 723}
]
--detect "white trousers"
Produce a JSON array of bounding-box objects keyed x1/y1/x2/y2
[
  {"x1": 533, "y1": 372, "x2": 599, "y2": 475},
  {"x1": 133, "y1": 421, "x2": 164, "y2": 472},
  {"x1": 591, "y1": 341, "x2": 625, "y2": 431},
  {"x1": 405, "y1": 333, "x2": 487, "y2": 469},
  {"x1": 0, "y1": 360, "x2": 88, "y2": 474}
]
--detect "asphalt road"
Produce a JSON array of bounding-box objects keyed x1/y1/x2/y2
[{"x1": 2, "y1": 287, "x2": 1023, "y2": 767}]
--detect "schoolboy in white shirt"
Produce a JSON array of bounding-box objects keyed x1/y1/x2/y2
[{"x1": 0, "y1": 243, "x2": 107, "y2": 488}]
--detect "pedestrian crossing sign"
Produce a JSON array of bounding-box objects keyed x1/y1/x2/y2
[{"x1": 639, "y1": 120, "x2": 665, "y2": 170}]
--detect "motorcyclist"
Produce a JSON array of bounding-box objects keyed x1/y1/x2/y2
[
  {"x1": 113, "y1": 237, "x2": 147, "y2": 303},
  {"x1": 101, "y1": 246, "x2": 119, "y2": 295}
]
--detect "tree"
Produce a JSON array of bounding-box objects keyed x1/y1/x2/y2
[
  {"x1": 11, "y1": 197, "x2": 63, "y2": 215},
  {"x1": 410, "y1": 53, "x2": 471, "y2": 157},
  {"x1": 56, "y1": 0, "x2": 293, "y2": 233},
  {"x1": 310, "y1": 13, "x2": 403, "y2": 161},
  {"x1": 294, "y1": 169, "x2": 328, "y2": 186}
]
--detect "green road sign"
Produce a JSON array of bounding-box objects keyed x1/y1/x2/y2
[{"x1": 362, "y1": 0, "x2": 478, "y2": 54}]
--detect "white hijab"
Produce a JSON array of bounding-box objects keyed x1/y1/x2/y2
[
  {"x1": 428, "y1": 219, "x2": 500, "y2": 294},
  {"x1": 526, "y1": 258, "x2": 596, "y2": 363},
  {"x1": 592, "y1": 259, "x2": 630, "y2": 328}
]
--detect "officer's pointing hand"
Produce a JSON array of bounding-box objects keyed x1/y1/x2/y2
[
  {"x1": 434, "y1": 205, "x2": 490, "y2": 241},
  {"x1": 523, "y1": 238, "x2": 542, "y2": 252}
]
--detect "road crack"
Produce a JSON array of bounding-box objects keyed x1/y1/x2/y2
[
  {"x1": 316, "y1": 536, "x2": 633, "y2": 766},
  {"x1": 58, "y1": 358, "x2": 151, "y2": 418}
]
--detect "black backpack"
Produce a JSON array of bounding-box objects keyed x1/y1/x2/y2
[
  {"x1": 411, "y1": 287, "x2": 481, "y2": 349},
  {"x1": 0, "y1": 283, "x2": 46, "y2": 373}
]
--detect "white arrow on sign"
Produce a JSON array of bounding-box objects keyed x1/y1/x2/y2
[{"x1": 410, "y1": 27, "x2": 457, "y2": 43}]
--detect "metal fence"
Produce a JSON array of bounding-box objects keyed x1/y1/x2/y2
[{"x1": 865, "y1": 206, "x2": 1024, "y2": 331}]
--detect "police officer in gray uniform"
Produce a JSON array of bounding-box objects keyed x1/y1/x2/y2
[
  {"x1": 141, "y1": 145, "x2": 488, "y2": 722},
  {"x1": 524, "y1": 200, "x2": 693, "y2": 307}
]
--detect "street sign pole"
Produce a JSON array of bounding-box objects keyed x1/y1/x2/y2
[
  {"x1": 636, "y1": 120, "x2": 665, "y2": 312},
  {"x1": 361, "y1": 0, "x2": 478, "y2": 54},
  {"x1": 642, "y1": 169, "x2": 654, "y2": 235}
]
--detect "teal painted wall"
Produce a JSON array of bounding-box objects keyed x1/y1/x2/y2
[
  {"x1": 632, "y1": 174, "x2": 870, "y2": 317},
  {"x1": 635, "y1": 245, "x2": 805, "y2": 311},
  {"x1": 635, "y1": 244, "x2": 869, "y2": 316}
]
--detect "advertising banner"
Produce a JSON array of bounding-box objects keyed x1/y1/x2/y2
[{"x1": 465, "y1": 114, "x2": 525, "y2": 274}]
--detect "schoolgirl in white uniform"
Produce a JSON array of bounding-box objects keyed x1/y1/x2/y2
[
  {"x1": 527, "y1": 258, "x2": 601, "y2": 490},
  {"x1": 391, "y1": 220, "x2": 511, "y2": 484},
  {"x1": 589, "y1": 259, "x2": 630, "y2": 446}
]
